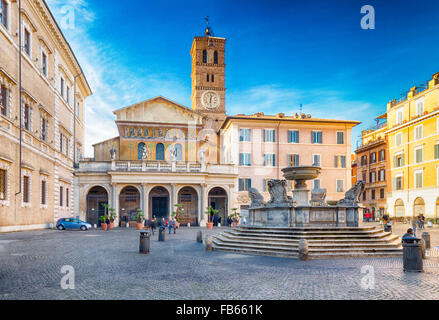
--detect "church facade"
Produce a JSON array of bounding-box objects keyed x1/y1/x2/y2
[{"x1": 74, "y1": 28, "x2": 360, "y2": 227}]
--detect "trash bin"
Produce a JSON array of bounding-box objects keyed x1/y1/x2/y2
[
  {"x1": 139, "y1": 230, "x2": 151, "y2": 254},
  {"x1": 402, "y1": 237, "x2": 423, "y2": 272},
  {"x1": 158, "y1": 226, "x2": 166, "y2": 242},
  {"x1": 421, "y1": 232, "x2": 431, "y2": 249}
]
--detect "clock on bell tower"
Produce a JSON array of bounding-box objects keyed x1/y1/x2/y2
[{"x1": 190, "y1": 22, "x2": 226, "y2": 130}]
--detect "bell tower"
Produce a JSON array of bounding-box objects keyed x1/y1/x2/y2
[{"x1": 190, "y1": 20, "x2": 226, "y2": 130}]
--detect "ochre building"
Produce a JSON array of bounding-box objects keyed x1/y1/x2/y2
[{"x1": 0, "y1": 0, "x2": 91, "y2": 232}]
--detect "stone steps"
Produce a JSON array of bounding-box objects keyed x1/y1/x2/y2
[
  {"x1": 221, "y1": 231, "x2": 400, "y2": 243},
  {"x1": 212, "y1": 226, "x2": 403, "y2": 259},
  {"x1": 217, "y1": 234, "x2": 401, "y2": 248}
]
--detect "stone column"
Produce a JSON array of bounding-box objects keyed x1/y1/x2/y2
[
  {"x1": 170, "y1": 184, "x2": 175, "y2": 220},
  {"x1": 142, "y1": 184, "x2": 147, "y2": 219},
  {"x1": 199, "y1": 184, "x2": 207, "y2": 227},
  {"x1": 112, "y1": 184, "x2": 119, "y2": 227}
]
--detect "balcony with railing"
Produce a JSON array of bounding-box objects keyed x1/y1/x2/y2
[{"x1": 76, "y1": 160, "x2": 238, "y2": 175}]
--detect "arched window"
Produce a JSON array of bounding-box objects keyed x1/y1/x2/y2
[
  {"x1": 175, "y1": 144, "x2": 183, "y2": 161},
  {"x1": 211, "y1": 74, "x2": 214, "y2": 82},
  {"x1": 138, "y1": 143, "x2": 145, "y2": 160},
  {"x1": 156, "y1": 143, "x2": 164, "y2": 161},
  {"x1": 214, "y1": 51, "x2": 218, "y2": 64},
  {"x1": 206, "y1": 74, "x2": 209, "y2": 82},
  {"x1": 202, "y1": 50, "x2": 207, "y2": 63}
]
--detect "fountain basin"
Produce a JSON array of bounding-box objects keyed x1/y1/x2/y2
[{"x1": 281, "y1": 166, "x2": 321, "y2": 182}]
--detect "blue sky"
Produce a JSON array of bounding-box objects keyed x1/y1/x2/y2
[{"x1": 46, "y1": 0, "x2": 439, "y2": 156}]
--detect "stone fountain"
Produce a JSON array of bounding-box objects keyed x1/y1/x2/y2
[{"x1": 248, "y1": 166, "x2": 365, "y2": 227}]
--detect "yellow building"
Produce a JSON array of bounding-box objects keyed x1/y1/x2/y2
[{"x1": 386, "y1": 73, "x2": 439, "y2": 220}]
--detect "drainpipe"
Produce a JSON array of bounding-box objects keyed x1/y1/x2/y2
[
  {"x1": 73, "y1": 73, "x2": 82, "y2": 168},
  {"x1": 16, "y1": 0, "x2": 22, "y2": 198}
]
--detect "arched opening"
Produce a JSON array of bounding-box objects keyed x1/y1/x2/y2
[
  {"x1": 138, "y1": 142, "x2": 145, "y2": 160},
  {"x1": 119, "y1": 186, "x2": 140, "y2": 227},
  {"x1": 156, "y1": 143, "x2": 164, "y2": 160},
  {"x1": 208, "y1": 187, "x2": 228, "y2": 226},
  {"x1": 149, "y1": 186, "x2": 169, "y2": 221},
  {"x1": 86, "y1": 186, "x2": 108, "y2": 226},
  {"x1": 394, "y1": 198, "x2": 405, "y2": 220},
  {"x1": 178, "y1": 187, "x2": 198, "y2": 226},
  {"x1": 202, "y1": 50, "x2": 207, "y2": 63},
  {"x1": 214, "y1": 51, "x2": 218, "y2": 64},
  {"x1": 413, "y1": 197, "x2": 425, "y2": 217}
]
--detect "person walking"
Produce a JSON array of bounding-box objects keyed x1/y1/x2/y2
[
  {"x1": 150, "y1": 217, "x2": 156, "y2": 235},
  {"x1": 242, "y1": 216, "x2": 247, "y2": 225},
  {"x1": 168, "y1": 219, "x2": 173, "y2": 234},
  {"x1": 411, "y1": 217, "x2": 418, "y2": 237},
  {"x1": 418, "y1": 214, "x2": 425, "y2": 230},
  {"x1": 105, "y1": 216, "x2": 110, "y2": 231},
  {"x1": 172, "y1": 218, "x2": 177, "y2": 234}
]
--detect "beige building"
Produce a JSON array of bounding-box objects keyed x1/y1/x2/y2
[
  {"x1": 0, "y1": 0, "x2": 91, "y2": 232},
  {"x1": 76, "y1": 26, "x2": 359, "y2": 227}
]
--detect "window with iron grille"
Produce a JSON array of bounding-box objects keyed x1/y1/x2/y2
[
  {"x1": 41, "y1": 180, "x2": 46, "y2": 205},
  {"x1": 23, "y1": 176, "x2": 30, "y2": 203},
  {"x1": 0, "y1": 169, "x2": 6, "y2": 200},
  {"x1": 24, "y1": 104, "x2": 30, "y2": 130}
]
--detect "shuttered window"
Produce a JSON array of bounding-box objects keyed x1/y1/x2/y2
[
  {"x1": 263, "y1": 129, "x2": 276, "y2": 142},
  {"x1": 239, "y1": 153, "x2": 251, "y2": 166},
  {"x1": 1, "y1": 85, "x2": 7, "y2": 116},
  {"x1": 435, "y1": 144, "x2": 439, "y2": 159},
  {"x1": 288, "y1": 130, "x2": 299, "y2": 143},
  {"x1": 287, "y1": 154, "x2": 299, "y2": 166},
  {"x1": 311, "y1": 131, "x2": 322, "y2": 144},
  {"x1": 238, "y1": 178, "x2": 251, "y2": 191},
  {"x1": 264, "y1": 154, "x2": 275, "y2": 167}
]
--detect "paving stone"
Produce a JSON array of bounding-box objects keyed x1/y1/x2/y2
[{"x1": 0, "y1": 227, "x2": 439, "y2": 300}]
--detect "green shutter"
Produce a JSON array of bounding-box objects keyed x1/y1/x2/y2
[{"x1": 435, "y1": 144, "x2": 439, "y2": 159}]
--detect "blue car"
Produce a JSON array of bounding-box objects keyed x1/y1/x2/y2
[{"x1": 56, "y1": 218, "x2": 92, "y2": 231}]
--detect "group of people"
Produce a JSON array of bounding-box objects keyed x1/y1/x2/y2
[
  {"x1": 410, "y1": 214, "x2": 425, "y2": 237},
  {"x1": 146, "y1": 217, "x2": 179, "y2": 235}
]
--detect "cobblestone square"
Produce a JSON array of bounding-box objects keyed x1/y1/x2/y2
[{"x1": 1, "y1": 225, "x2": 439, "y2": 300}]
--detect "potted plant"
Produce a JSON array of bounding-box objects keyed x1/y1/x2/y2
[
  {"x1": 205, "y1": 206, "x2": 218, "y2": 230},
  {"x1": 171, "y1": 204, "x2": 183, "y2": 229},
  {"x1": 230, "y1": 208, "x2": 241, "y2": 227},
  {"x1": 109, "y1": 208, "x2": 116, "y2": 229},
  {"x1": 134, "y1": 209, "x2": 144, "y2": 230},
  {"x1": 99, "y1": 214, "x2": 108, "y2": 231}
]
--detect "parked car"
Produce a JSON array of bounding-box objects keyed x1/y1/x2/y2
[{"x1": 56, "y1": 218, "x2": 92, "y2": 231}]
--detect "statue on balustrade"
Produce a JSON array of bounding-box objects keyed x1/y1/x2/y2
[
  {"x1": 110, "y1": 146, "x2": 117, "y2": 160},
  {"x1": 142, "y1": 145, "x2": 149, "y2": 160}
]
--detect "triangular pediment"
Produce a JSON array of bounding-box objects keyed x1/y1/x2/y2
[{"x1": 113, "y1": 96, "x2": 204, "y2": 125}]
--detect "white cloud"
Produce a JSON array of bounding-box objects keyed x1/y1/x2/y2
[
  {"x1": 228, "y1": 84, "x2": 381, "y2": 151},
  {"x1": 46, "y1": 0, "x2": 189, "y2": 157}
]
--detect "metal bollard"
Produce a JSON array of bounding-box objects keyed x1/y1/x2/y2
[
  {"x1": 196, "y1": 230, "x2": 203, "y2": 243},
  {"x1": 298, "y1": 239, "x2": 309, "y2": 261},
  {"x1": 158, "y1": 226, "x2": 166, "y2": 241},
  {"x1": 422, "y1": 232, "x2": 431, "y2": 249},
  {"x1": 402, "y1": 238, "x2": 423, "y2": 272},
  {"x1": 139, "y1": 230, "x2": 151, "y2": 254},
  {"x1": 204, "y1": 235, "x2": 213, "y2": 251}
]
